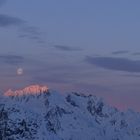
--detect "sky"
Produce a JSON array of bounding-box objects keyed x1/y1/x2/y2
[{"x1": 0, "y1": 0, "x2": 140, "y2": 111}]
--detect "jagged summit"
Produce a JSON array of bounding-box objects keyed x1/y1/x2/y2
[{"x1": 4, "y1": 85, "x2": 49, "y2": 96}]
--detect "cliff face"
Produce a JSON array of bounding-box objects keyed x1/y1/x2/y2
[{"x1": 0, "y1": 85, "x2": 140, "y2": 140}]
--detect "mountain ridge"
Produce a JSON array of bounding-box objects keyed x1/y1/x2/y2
[{"x1": 0, "y1": 85, "x2": 140, "y2": 140}]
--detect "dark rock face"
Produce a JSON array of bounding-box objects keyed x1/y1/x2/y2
[
  {"x1": 66, "y1": 95, "x2": 79, "y2": 107},
  {"x1": 0, "y1": 105, "x2": 39, "y2": 140}
]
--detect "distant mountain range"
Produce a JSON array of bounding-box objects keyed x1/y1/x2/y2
[{"x1": 0, "y1": 85, "x2": 140, "y2": 140}]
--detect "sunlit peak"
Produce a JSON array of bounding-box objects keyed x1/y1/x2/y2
[{"x1": 4, "y1": 85, "x2": 49, "y2": 96}]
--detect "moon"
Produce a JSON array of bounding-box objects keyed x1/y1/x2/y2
[{"x1": 17, "y1": 68, "x2": 23, "y2": 75}]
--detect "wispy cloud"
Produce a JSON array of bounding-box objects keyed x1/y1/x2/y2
[
  {"x1": 0, "y1": 54, "x2": 24, "y2": 65},
  {"x1": 0, "y1": 14, "x2": 24, "y2": 27},
  {"x1": 85, "y1": 56, "x2": 140, "y2": 73},
  {"x1": 18, "y1": 26, "x2": 45, "y2": 44},
  {"x1": 54, "y1": 45, "x2": 82, "y2": 51},
  {"x1": 33, "y1": 75, "x2": 73, "y2": 84},
  {"x1": 122, "y1": 73, "x2": 140, "y2": 78},
  {"x1": 0, "y1": 3, "x2": 45, "y2": 44},
  {"x1": 132, "y1": 52, "x2": 140, "y2": 56},
  {"x1": 111, "y1": 50, "x2": 129, "y2": 55}
]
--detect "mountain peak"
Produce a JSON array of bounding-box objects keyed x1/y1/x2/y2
[
  {"x1": 1, "y1": 86, "x2": 140, "y2": 139},
  {"x1": 4, "y1": 85, "x2": 49, "y2": 96}
]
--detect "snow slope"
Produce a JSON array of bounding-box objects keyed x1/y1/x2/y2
[{"x1": 0, "y1": 85, "x2": 140, "y2": 140}]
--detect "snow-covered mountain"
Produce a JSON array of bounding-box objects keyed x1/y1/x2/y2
[{"x1": 0, "y1": 85, "x2": 140, "y2": 140}]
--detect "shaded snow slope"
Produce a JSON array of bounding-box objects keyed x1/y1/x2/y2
[{"x1": 0, "y1": 85, "x2": 140, "y2": 140}]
